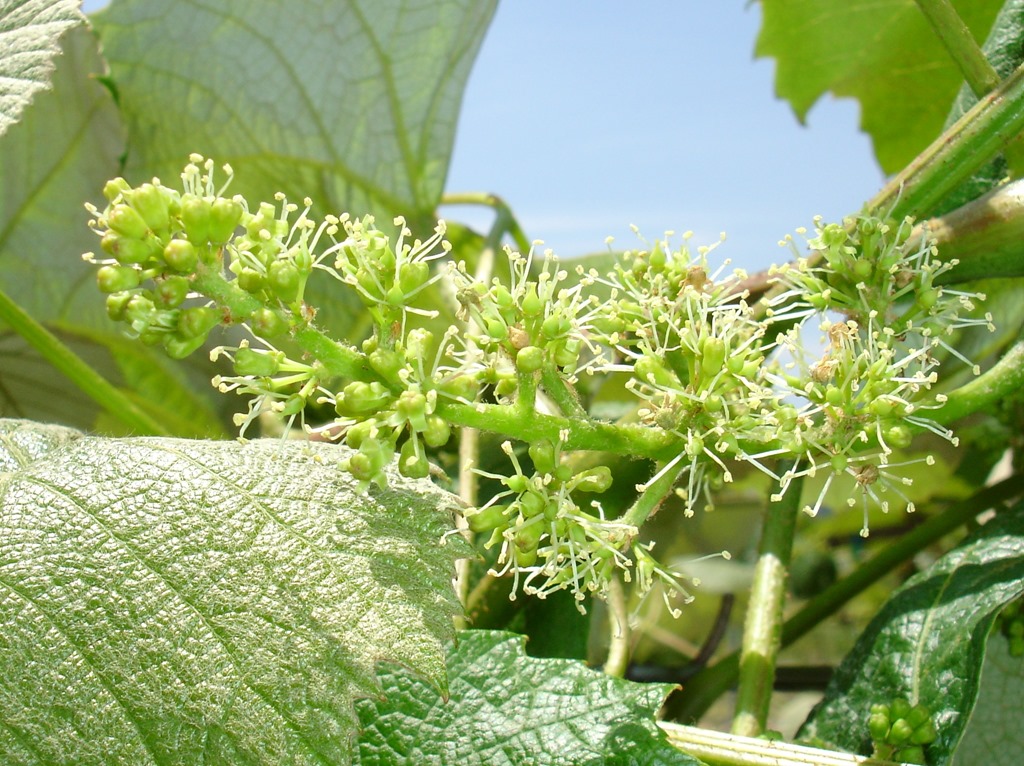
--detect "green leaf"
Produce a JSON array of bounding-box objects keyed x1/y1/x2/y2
[
  {"x1": 798, "y1": 500, "x2": 1024, "y2": 764},
  {"x1": 0, "y1": 418, "x2": 468, "y2": 765},
  {"x1": 952, "y1": 631, "x2": 1024, "y2": 765},
  {"x1": 0, "y1": 0, "x2": 82, "y2": 136},
  {"x1": 0, "y1": 23, "x2": 123, "y2": 328},
  {"x1": 92, "y1": 0, "x2": 494, "y2": 219},
  {"x1": 355, "y1": 630, "x2": 703, "y2": 766},
  {"x1": 756, "y1": 0, "x2": 1003, "y2": 174}
]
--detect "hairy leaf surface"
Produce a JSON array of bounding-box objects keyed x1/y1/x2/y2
[
  {"x1": 757, "y1": 0, "x2": 1003, "y2": 174},
  {"x1": 799, "y1": 501, "x2": 1024, "y2": 764},
  {"x1": 952, "y1": 632, "x2": 1024, "y2": 765},
  {"x1": 0, "y1": 0, "x2": 81, "y2": 136},
  {"x1": 0, "y1": 419, "x2": 467, "y2": 765},
  {"x1": 355, "y1": 630, "x2": 703, "y2": 765}
]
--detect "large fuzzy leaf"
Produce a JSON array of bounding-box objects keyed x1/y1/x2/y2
[
  {"x1": 355, "y1": 630, "x2": 703, "y2": 765},
  {"x1": 0, "y1": 0, "x2": 81, "y2": 136},
  {"x1": 92, "y1": 0, "x2": 496, "y2": 334},
  {"x1": 0, "y1": 419, "x2": 468, "y2": 765},
  {"x1": 756, "y1": 0, "x2": 1003, "y2": 174},
  {"x1": 799, "y1": 500, "x2": 1024, "y2": 765}
]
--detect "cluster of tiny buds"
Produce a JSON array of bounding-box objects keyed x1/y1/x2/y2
[{"x1": 84, "y1": 159, "x2": 994, "y2": 618}]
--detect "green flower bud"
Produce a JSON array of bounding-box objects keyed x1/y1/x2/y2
[
  {"x1": 890, "y1": 698, "x2": 912, "y2": 721},
  {"x1": 103, "y1": 232, "x2": 156, "y2": 265},
  {"x1": 154, "y1": 275, "x2": 190, "y2": 308},
  {"x1": 917, "y1": 288, "x2": 940, "y2": 311},
  {"x1": 181, "y1": 195, "x2": 212, "y2": 245},
  {"x1": 163, "y1": 239, "x2": 198, "y2": 273},
  {"x1": 852, "y1": 258, "x2": 873, "y2": 281},
  {"x1": 399, "y1": 438, "x2": 430, "y2": 479},
  {"x1": 237, "y1": 267, "x2": 266, "y2": 294},
  {"x1": 466, "y1": 504, "x2": 508, "y2": 534},
  {"x1": 163, "y1": 332, "x2": 207, "y2": 360},
  {"x1": 399, "y1": 261, "x2": 430, "y2": 295},
  {"x1": 519, "y1": 490, "x2": 546, "y2": 519},
  {"x1": 896, "y1": 745, "x2": 926, "y2": 765},
  {"x1": 869, "y1": 712, "x2": 891, "y2": 742},
  {"x1": 553, "y1": 339, "x2": 581, "y2": 369},
  {"x1": 233, "y1": 347, "x2": 284, "y2": 377},
  {"x1": 105, "y1": 291, "x2": 133, "y2": 322},
  {"x1": 521, "y1": 284, "x2": 543, "y2": 317},
  {"x1": 542, "y1": 314, "x2": 571, "y2": 340},
  {"x1": 405, "y1": 328, "x2": 433, "y2": 361},
  {"x1": 439, "y1": 374, "x2": 480, "y2": 402},
  {"x1": 127, "y1": 183, "x2": 171, "y2": 233},
  {"x1": 103, "y1": 177, "x2": 131, "y2": 202},
  {"x1": 528, "y1": 441, "x2": 557, "y2": 475},
  {"x1": 909, "y1": 720, "x2": 937, "y2": 746},
  {"x1": 107, "y1": 204, "x2": 149, "y2": 240},
  {"x1": 634, "y1": 356, "x2": 675, "y2": 387},
  {"x1": 209, "y1": 197, "x2": 243, "y2": 244},
  {"x1": 486, "y1": 318, "x2": 507, "y2": 341},
  {"x1": 575, "y1": 466, "x2": 612, "y2": 493},
  {"x1": 516, "y1": 345, "x2": 545, "y2": 374},
  {"x1": 514, "y1": 521, "x2": 544, "y2": 561},
  {"x1": 268, "y1": 259, "x2": 301, "y2": 303},
  {"x1": 337, "y1": 381, "x2": 393, "y2": 415},
  {"x1": 177, "y1": 306, "x2": 220, "y2": 340},
  {"x1": 422, "y1": 415, "x2": 451, "y2": 448},
  {"x1": 250, "y1": 307, "x2": 290, "y2": 338},
  {"x1": 888, "y1": 719, "x2": 913, "y2": 746},
  {"x1": 369, "y1": 347, "x2": 405, "y2": 382},
  {"x1": 96, "y1": 265, "x2": 141, "y2": 294},
  {"x1": 396, "y1": 390, "x2": 428, "y2": 432},
  {"x1": 700, "y1": 337, "x2": 727, "y2": 380}
]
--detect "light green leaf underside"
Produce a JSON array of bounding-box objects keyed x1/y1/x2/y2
[
  {"x1": 355, "y1": 630, "x2": 703, "y2": 766},
  {"x1": 756, "y1": 0, "x2": 1003, "y2": 174},
  {"x1": 799, "y1": 501, "x2": 1024, "y2": 765},
  {"x1": 0, "y1": 419, "x2": 468, "y2": 765},
  {"x1": 0, "y1": 0, "x2": 82, "y2": 137},
  {"x1": 952, "y1": 632, "x2": 1024, "y2": 765}
]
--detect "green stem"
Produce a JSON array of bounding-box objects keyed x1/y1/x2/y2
[
  {"x1": 660, "y1": 723, "x2": 905, "y2": 766},
  {"x1": 540, "y1": 366, "x2": 587, "y2": 418},
  {"x1": 441, "y1": 191, "x2": 532, "y2": 255},
  {"x1": 932, "y1": 340, "x2": 1024, "y2": 424},
  {"x1": 621, "y1": 458, "x2": 689, "y2": 528},
  {"x1": 731, "y1": 465, "x2": 802, "y2": 737},
  {"x1": 671, "y1": 473, "x2": 1024, "y2": 723},
  {"x1": 0, "y1": 287, "x2": 170, "y2": 436},
  {"x1": 603, "y1": 576, "x2": 630, "y2": 678},
  {"x1": 915, "y1": 0, "x2": 1000, "y2": 97},
  {"x1": 867, "y1": 60, "x2": 1024, "y2": 220}
]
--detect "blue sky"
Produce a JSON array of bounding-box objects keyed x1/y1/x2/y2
[{"x1": 443, "y1": 2, "x2": 886, "y2": 272}]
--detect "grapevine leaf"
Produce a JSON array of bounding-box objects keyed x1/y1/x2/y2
[
  {"x1": 952, "y1": 631, "x2": 1024, "y2": 765},
  {"x1": 0, "y1": 0, "x2": 81, "y2": 136},
  {"x1": 354, "y1": 630, "x2": 704, "y2": 766},
  {"x1": 0, "y1": 419, "x2": 468, "y2": 765},
  {"x1": 798, "y1": 500, "x2": 1024, "y2": 765},
  {"x1": 756, "y1": 0, "x2": 1003, "y2": 174}
]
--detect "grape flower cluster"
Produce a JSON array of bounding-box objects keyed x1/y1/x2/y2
[{"x1": 84, "y1": 157, "x2": 991, "y2": 614}]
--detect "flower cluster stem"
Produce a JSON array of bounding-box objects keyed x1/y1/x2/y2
[
  {"x1": 915, "y1": 0, "x2": 1000, "y2": 97},
  {"x1": 731, "y1": 464, "x2": 801, "y2": 738},
  {"x1": 0, "y1": 286, "x2": 170, "y2": 436}
]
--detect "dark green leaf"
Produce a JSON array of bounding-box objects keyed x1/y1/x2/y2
[
  {"x1": 799, "y1": 500, "x2": 1024, "y2": 765},
  {"x1": 952, "y1": 631, "x2": 1024, "y2": 765},
  {"x1": 355, "y1": 630, "x2": 703, "y2": 766},
  {"x1": 756, "y1": 0, "x2": 1003, "y2": 174},
  {"x1": 0, "y1": 419, "x2": 468, "y2": 765},
  {"x1": 0, "y1": 0, "x2": 81, "y2": 136}
]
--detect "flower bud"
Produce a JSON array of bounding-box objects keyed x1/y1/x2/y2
[
  {"x1": 237, "y1": 267, "x2": 266, "y2": 294},
  {"x1": 528, "y1": 441, "x2": 557, "y2": 475},
  {"x1": 177, "y1": 306, "x2": 220, "y2": 340},
  {"x1": 399, "y1": 438, "x2": 430, "y2": 479},
  {"x1": 466, "y1": 504, "x2": 508, "y2": 533},
  {"x1": 268, "y1": 259, "x2": 301, "y2": 303},
  {"x1": 422, "y1": 415, "x2": 451, "y2": 448},
  {"x1": 154, "y1": 275, "x2": 190, "y2": 308},
  {"x1": 516, "y1": 345, "x2": 545, "y2": 374},
  {"x1": 96, "y1": 265, "x2": 141, "y2": 293},
  {"x1": 103, "y1": 232, "x2": 156, "y2": 265},
  {"x1": 181, "y1": 195, "x2": 212, "y2": 245},
  {"x1": 127, "y1": 183, "x2": 171, "y2": 233},
  {"x1": 163, "y1": 331, "x2": 207, "y2": 360},
  {"x1": 107, "y1": 204, "x2": 149, "y2": 240},
  {"x1": 209, "y1": 197, "x2": 243, "y2": 244},
  {"x1": 103, "y1": 177, "x2": 131, "y2": 202},
  {"x1": 105, "y1": 291, "x2": 133, "y2": 322},
  {"x1": 233, "y1": 347, "x2": 284, "y2": 377},
  {"x1": 250, "y1": 307, "x2": 290, "y2": 338},
  {"x1": 574, "y1": 466, "x2": 612, "y2": 493},
  {"x1": 163, "y1": 239, "x2": 198, "y2": 273}
]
